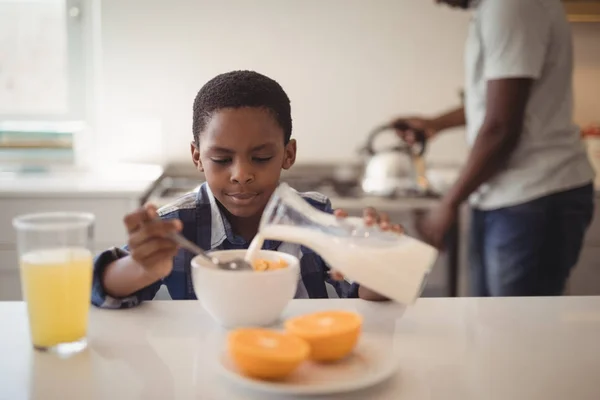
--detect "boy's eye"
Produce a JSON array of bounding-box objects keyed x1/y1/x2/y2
[
  {"x1": 253, "y1": 156, "x2": 273, "y2": 163},
  {"x1": 211, "y1": 158, "x2": 231, "y2": 164}
]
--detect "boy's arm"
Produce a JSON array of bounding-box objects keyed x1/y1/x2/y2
[
  {"x1": 323, "y1": 262, "x2": 360, "y2": 299},
  {"x1": 101, "y1": 255, "x2": 164, "y2": 298},
  {"x1": 92, "y1": 247, "x2": 163, "y2": 309},
  {"x1": 326, "y1": 258, "x2": 388, "y2": 301},
  {"x1": 92, "y1": 206, "x2": 181, "y2": 309},
  {"x1": 300, "y1": 195, "x2": 361, "y2": 299},
  {"x1": 324, "y1": 259, "x2": 390, "y2": 300},
  {"x1": 303, "y1": 195, "x2": 399, "y2": 301},
  {"x1": 332, "y1": 208, "x2": 401, "y2": 302},
  {"x1": 358, "y1": 285, "x2": 389, "y2": 302}
]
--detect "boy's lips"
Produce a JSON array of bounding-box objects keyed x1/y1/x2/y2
[{"x1": 226, "y1": 192, "x2": 259, "y2": 205}]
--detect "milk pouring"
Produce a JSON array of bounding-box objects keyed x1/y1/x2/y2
[{"x1": 246, "y1": 183, "x2": 439, "y2": 305}]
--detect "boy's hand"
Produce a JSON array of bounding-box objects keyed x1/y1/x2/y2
[
  {"x1": 329, "y1": 207, "x2": 404, "y2": 282},
  {"x1": 123, "y1": 204, "x2": 182, "y2": 280},
  {"x1": 359, "y1": 207, "x2": 404, "y2": 234}
]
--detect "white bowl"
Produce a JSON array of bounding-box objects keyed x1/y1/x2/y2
[{"x1": 191, "y1": 250, "x2": 300, "y2": 328}]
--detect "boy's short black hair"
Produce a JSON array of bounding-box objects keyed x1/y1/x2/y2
[{"x1": 192, "y1": 70, "x2": 292, "y2": 146}]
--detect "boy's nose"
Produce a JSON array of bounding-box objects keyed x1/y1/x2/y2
[{"x1": 230, "y1": 161, "x2": 255, "y2": 184}]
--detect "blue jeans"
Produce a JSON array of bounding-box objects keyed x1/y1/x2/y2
[{"x1": 469, "y1": 184, "x2": 595, "y2": 296}]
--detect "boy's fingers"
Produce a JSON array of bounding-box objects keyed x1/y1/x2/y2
[
  {"x1": 363, "y1": 207, "x2": 378, "y2": 219},
  {"x1": 131, "y1": 238, "x2": 178, "y2": 260},
  {"x1": 329, "y1": 269, "x2": 345, "y2": 281},
  {"x1": 334, "y1": 209, "x2": 348, "y2": 218},
  {"x1": 123, "y1": 209, "x2": 149, "y2": 233},
  {"x1": 128, "y1": 220, "x2": 182, "y2": 248},
  {"x1": 145, "y1": 203, "x2": 159, "y2": 219},
  {"x1": 378, "y1": 212, "x2": 390, "y2": 224},
  {"x1": 124, "y1": 204, "x2": 161, "y2": 234},
  {"x1": 392, "y1": 224, "x2": 405, "y2": 234},
  {"x1": 169, "y1": 219, "x2": 183, "y2": 232},
  {"x1": 378, "y1": 212, "x2": 391, "y2": 230},
  {"x1": 363, "y1": 207, "x2": 379, "y2": 224}
]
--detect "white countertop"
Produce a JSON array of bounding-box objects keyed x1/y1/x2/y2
[
  {"x1": 0, "y1": 163, "x2": 163, "y2": 198},
  {"x1": 1, "y1": 297, "x2": 599, "y2": 400}
]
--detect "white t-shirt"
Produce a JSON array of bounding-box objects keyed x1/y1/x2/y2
[{"x1": 464, "y1": 0, "x2": 594, "y2": 210}]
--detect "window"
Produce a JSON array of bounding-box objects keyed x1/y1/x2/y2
[
  {"x1": 0, "y1": 0, "x2": 90, "y2": 122},
  {"x1": 0, "y1": 0, "x2": 95, "y2": 165}
]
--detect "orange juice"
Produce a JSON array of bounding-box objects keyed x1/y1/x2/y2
[{"x1": 20, "y1": 248, "x2": 93, "y2": 348}]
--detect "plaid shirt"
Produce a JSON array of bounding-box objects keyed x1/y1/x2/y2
[{"x1": 92, "y1": 183, "x2": 359, "y2": 309}]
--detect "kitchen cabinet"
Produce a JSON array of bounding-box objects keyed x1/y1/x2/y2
[
  {"x1": 0, "y1": 249, "x2": 20, "y2": 300},
  {"x1": 568, "y1": 199, "x2": 600, "y2": 295},
  {"x1": 570, "y1": 247, "x2": 600, "y2": 295},
  {"x1": 0, "y1": 163, "x2": 162, "y2": 301},
  {"x1": 0, "y1": 198, "x2": 135, "y2": 245}
]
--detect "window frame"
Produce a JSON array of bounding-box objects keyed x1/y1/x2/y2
[{"x1": 0, "y1": 0, "x2": 97, "y2": 124}]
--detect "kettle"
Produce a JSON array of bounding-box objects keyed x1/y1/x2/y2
[{"x1": 360, "y1": 122, "x2": 431, "y2": 197}]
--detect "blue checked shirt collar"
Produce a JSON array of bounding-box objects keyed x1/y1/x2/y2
[{"x1": 201, "y1": 183, "x2": 280, "y2": 250}]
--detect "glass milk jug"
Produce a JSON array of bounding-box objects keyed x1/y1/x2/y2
[{"x1": 253, "y1": 183, "x2": 439, "y2": 305}]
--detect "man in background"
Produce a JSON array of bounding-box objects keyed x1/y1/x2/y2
[{"x1": 394, "y1": 0, "x2": 595, "y2": 296}]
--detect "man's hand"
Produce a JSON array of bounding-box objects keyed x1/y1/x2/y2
[
  {"x1": 416, "y1": 201, "x2": 458, "y2": 250},
  {"x1": 390, "y1": 107, "x2": 466, "y2": 145},
  {"x1": 390, "y1": 116, "x2": 440, "y2": 145}
]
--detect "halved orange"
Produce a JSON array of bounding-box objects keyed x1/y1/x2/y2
[
  {"x1": 284, "y1": 310, "x2": 363, "y2": 362},
  {"x1": 227, "y1": 328, "x2": 310, "y2": 380}
]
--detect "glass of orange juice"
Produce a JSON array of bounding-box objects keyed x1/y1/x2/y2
[{"x1": 13, "y1": 212, "x2": 95, "y2": 354}]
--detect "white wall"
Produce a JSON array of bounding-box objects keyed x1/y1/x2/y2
[
  {"x1": 97, "y1": 0, "x2": 599, "y2": 167},
  {"x1": 97, "y1": 0, "x2": 470, "y2": 165}
]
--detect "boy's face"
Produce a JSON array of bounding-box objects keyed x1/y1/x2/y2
[{"x1": 192, "y1": 107, "x2": 296, "y2": 219}]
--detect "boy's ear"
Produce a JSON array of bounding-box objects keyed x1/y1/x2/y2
[
  {"x1": 282, "y1": 139, "x2": 297, "y2": 170},
  {"x1": 190, "y1": 142, "x2": 204, "y2": 171}
]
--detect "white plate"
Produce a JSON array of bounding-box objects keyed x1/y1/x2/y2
[{"x1": 217, "y1": 335, "x2": 398, "y2": 395}]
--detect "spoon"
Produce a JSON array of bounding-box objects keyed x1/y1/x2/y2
[{"x1": 167, "y1": 232, "x2": 254, "y2": 271}]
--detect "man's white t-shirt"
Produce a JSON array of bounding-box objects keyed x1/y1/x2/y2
[{"x1": 464, "y1": 0, "x2": 594, "y2": 210}]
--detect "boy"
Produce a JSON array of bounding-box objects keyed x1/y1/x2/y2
[{"x1": 92, "y1": 70, "x2": 401, "y2": 309}]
